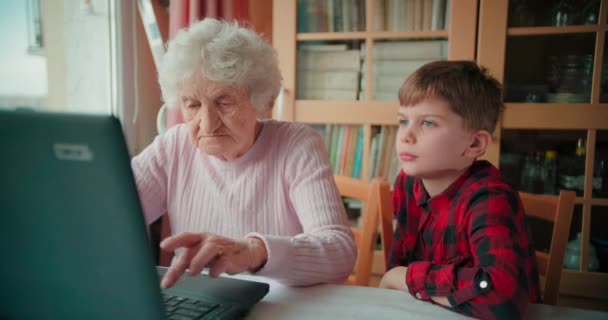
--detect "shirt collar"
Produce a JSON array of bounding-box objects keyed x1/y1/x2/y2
[{"x1": 413, "y1": 160, "x2": 493, "y2": 207}]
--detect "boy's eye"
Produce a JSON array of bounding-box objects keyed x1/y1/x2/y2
[
  {"x1": 399, "y1": 119, "x2": 409, "y2": 126},
  {"x1": 422, "y1": 120, "x2": 435, "y2": 127}
]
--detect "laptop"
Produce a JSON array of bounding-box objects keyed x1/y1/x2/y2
[{"x1": 0, "y1": 110, "x2": 269, "y2": 320}]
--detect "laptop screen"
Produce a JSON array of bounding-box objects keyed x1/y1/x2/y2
[{"x1": 0, "y1": 111, "x2": 165, "y2": 319}]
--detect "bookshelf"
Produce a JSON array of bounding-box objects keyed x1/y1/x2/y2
[
  {"x1": 478, "y1": 0, "x2": 608, "y2": 308},
  {"x1": 273, "y1": 0, "x2": 478, "y2": 182}
]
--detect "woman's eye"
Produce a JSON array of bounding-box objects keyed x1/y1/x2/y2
[
  {"x1": 399, "y1": 119, "x2": 409, "y2": 126},
  {"x1": 217, "y1": 101, "x2": 233, "y2": 110},
  {"x1": 422, "y1": 120, "x2": 435, "y2": 127}
]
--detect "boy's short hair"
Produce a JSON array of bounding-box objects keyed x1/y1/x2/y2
[{"x1": 397, "y1": 60, "x2": 504, "y2": 133}]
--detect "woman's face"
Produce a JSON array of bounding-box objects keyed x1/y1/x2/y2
[{"x1": 179, "y1": 77, "x2": 261, "y2": 161}]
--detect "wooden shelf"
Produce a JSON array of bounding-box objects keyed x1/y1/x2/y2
[
  {"x1": 296, "y1": 32, "x2": 367, "y2": 41},
  {"x1": 560, "y1": 269, "x2": 608, "y2": 300},
  {"x1": 574, "y1": 198, "x2": 608, "y2": 205},
  {"x1": 294, "y1": 100, "x2": 398, "y2": 125},
  {"x1": 591, "y1": 198, "x2": 608, "y2": 206},
  {"x1": 502, "y1": 103, "x2": 608, "y2": 129},
  {"x1": 507, "y1": 25, "x2": 607, "y2": 36},
  {"x1": 296, "y1": 30, "x2": 449, "y2": 41}
]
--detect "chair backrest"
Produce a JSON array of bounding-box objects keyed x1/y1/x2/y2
[
  {"x1": 519, "y1": 190, "x2": 576, "y2": 305},
  {"x1": 334, "y1": 175, "x2": 392, "y2": 286}
]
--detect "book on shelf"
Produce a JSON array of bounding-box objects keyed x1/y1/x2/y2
[
  {"x1": 422, "y1": 0, "x2": 433, "y2": 31},
  {"x1": 413, "y1": 0, "x2": 423, "y2": 31},
  {"x1": 380, "y1": 127, "x2": 397, "y2": 179},
  {"x1": 297, "y1": 88, "x2": 359, "y2": 100},
  {"x1": 431, "y1": 0, "x2": 447, "y2": 30},
  {"x1": 298, "y1": 0, "x2": 446, "y2": 33},
  {"x1": 297, "y1": 47, "x2": 361, "y2": 99},
  {"x1": 363, "y1": 40, "x2": 448, "y2": 60},
  {"x1": 361, "y1": 74, "x2": 407, "y2": 93},
  {"x1": 298, "y1": 50, "x2": 361, "y2": 72},
  {"x1": 373, "y1": 0, "x2": 385, "y2": 31},
  {"x1": 359, "y1": 90, "x2": 398, "y2": 101},
  {"x1": 298, "y1": 71, "x2": 359, "y2": 90},
  {"x1": 351, "y1": 127, "x2": 364, "y2": 178},
  {"x1": 366, "y1": 126, "x2": 399, "y2": 180},
  {"x1": 332, "y1": 125, "x2": 343, "y2": 174},
  {"x1": 316, "y1": 125, "x2": 364, "y2": 178},
  {"x1": 297, "y1": 0, "x2": 365, "y2": 33},
  {"x1": 384, "y1": 0, "x2": 444, "y2": 31},
  {"x1": 298, "y1": 43, "x2": 349, "y2": 51}
]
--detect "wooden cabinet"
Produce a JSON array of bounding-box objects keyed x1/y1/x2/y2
[
  {"x1": 478, "y1": 0, "x2": 608, "y2": 307},
  {"x1": 272, "y1": 0, "x2": 608, "y2": 307}
]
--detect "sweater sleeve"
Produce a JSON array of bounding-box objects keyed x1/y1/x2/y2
[
  {"x1": 250, "y1": 126, "x2": 357, "y2": 286},
  {"x1": 131, "y1": 128, "x2": 177, "y2": 225}
]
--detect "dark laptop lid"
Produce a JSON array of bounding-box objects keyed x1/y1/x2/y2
[
  {"x1": 0, "y1": 110, "x2": 269, "y2": 320},
  {"x1": 0, "y1": 110, "x2": 166, "y2": 319}
]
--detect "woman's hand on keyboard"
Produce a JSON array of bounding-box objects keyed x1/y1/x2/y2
[{"x1": 159, "y1": 232, "x2": 268, "y2": 288}]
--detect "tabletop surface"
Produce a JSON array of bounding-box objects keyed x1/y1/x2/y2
[{"x1": 227, "y1": 274, "x2": 608, "y2": 320}]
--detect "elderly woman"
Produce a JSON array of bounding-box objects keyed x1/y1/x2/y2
[{"x1": 132, "y1": 19, "x2": 356, "y2": 288}]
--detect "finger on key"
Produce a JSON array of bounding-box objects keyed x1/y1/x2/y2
[{"x1": 161, "y1": 247, "x2": 195, "y2": 288}]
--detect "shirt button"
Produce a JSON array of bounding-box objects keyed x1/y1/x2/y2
[
  {"x1": 415, "y1": 292, "x2": 422, "y2": 299},
  {"x1": 479, "y1": 280, "x2": 488, "y2": 289}
]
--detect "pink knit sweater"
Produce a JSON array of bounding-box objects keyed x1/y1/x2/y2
[{"x1": 132, "y1": 119, "x2": 356, "y2": 286}]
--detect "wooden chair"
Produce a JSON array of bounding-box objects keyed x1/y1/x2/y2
[
  {"x1": 334, "y1": 175, "x2": 392, "y2": 287},
  {"x1": 520, "y1": 190, "x2": 576, "y2": 305}
]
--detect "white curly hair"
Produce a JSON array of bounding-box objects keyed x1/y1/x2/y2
[{"x1": 158, "y1": 19, "x2": 282, "y2": 114}]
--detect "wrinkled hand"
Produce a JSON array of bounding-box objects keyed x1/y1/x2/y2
[
  {"x1": 159, "y1": 232, "x2": 268, "y2": 288},
  {"x1": 379, "y1": 266, "x2": 408, "y2": 291}
]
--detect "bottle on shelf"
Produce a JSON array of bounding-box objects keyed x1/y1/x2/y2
[
  {"x1": 560, "y1": 138, "x2": 586, "y2": 193},
  {"x1": 521, "y1": 152, "x2": 544, "y2": 194},
  {"x1": 543, "y1": 150, "x2": 558, "y2": 195},
  {"x1": 593, "y1": 159, "x2": 606, "y2": 197}
]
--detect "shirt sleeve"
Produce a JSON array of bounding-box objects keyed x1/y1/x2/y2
[
  {"x1": 387, "y1": 171, "x2": 410, "y2": 270},
  {"x1": 131, "y1": 129, "x2": 176, "y2": 225},
  {"x1": 405, "y1": 187, "x2": 534, "y2": 320},
  {"x1": 249, "y1": 126, "x2": 357, "y2": 286}
]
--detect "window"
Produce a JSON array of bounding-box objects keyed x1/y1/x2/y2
[
  {"x1": 26, "y1": 0, "x2": 44, "y2": 55},
  {"x1": 0, "y1": 0, "x2": 117, "y2": 115}
]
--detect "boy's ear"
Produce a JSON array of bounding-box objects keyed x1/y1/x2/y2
[{"x1": 463, "y1": 130, "x2": 492, "y2": 158}]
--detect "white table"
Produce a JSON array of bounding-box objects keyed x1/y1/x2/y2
[{"x1": 230, "y1": 275, "x2": 608, "y2": 320}]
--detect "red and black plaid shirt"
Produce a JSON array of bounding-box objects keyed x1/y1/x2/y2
[{"x1": 388, "y1": 160, "x2": 541, "y2": 320}]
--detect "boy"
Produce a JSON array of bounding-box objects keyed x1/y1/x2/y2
[{"x1": 379, "y1": 61, "x2": 540, "y2": 320}]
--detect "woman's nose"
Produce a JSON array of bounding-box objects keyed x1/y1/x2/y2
[{"x1": 196, "y1": 104, "x2": 220, "y2": 132}]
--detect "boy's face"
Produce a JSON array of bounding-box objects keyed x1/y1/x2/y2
[{"x1": 396, "y1": 96, "x2": 477, "y2": 179}]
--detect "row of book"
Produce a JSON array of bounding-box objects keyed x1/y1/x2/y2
[
  {"x1": 296, "y1": 0, "x2": 450, "y2": 33},
  {"x1": 296, "y1": 40, "x2": 447, "y2": 100},
  {"x1": 297, "y1": 0, "x2": 366, "y2": 33},
  {"x1": 376, "y1": 0, "x2": 450, "y2": 32},
  {"x1": 312, "y1": 124, "x2": 365, "y2": 178},
  {"x1": 311, "y1": 124, "x2": 402, "y2": 184},
  {"x1": 368, "y1": 126, "x2": 401, "y2": 183},
  {"x1": 361, "y1": 39, "x2": 447, "y2": 100},
  {"x1": 297, "y1": 43, "x2": 361, "y2": 100}
]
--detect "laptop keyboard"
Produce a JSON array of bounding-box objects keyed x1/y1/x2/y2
[{"x1": 163, "y1": 293, "x2": 231, "y2": 320}]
